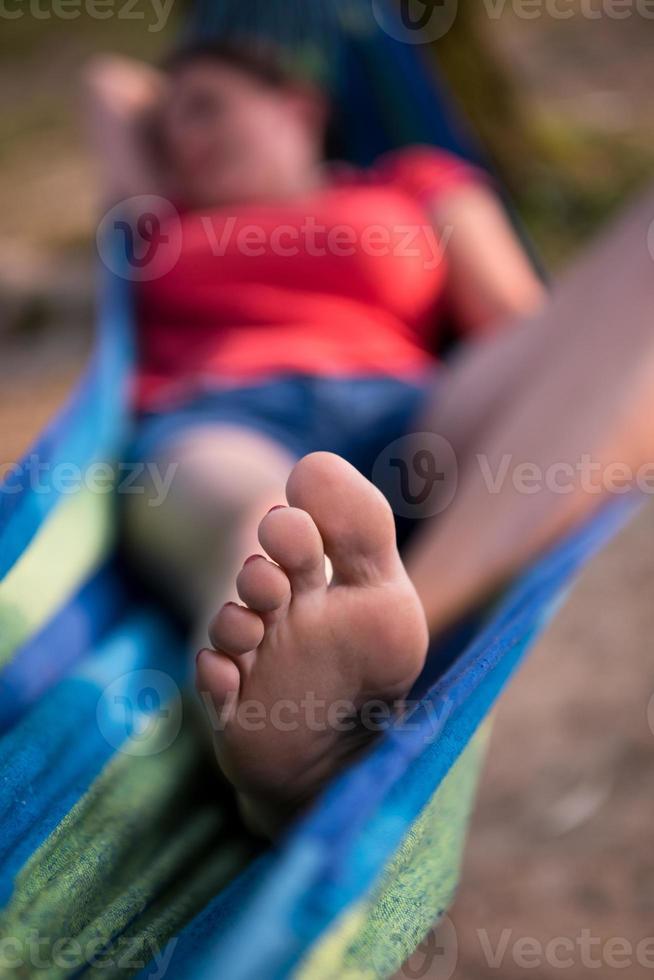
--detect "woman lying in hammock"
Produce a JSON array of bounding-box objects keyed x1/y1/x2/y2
[{"x1": 85, "y1": 44, "x2": 654, "y2": 837}]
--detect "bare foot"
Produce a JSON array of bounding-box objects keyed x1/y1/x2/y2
[{"x1": 195, "y1": 452, "x2": 429, "y2": 837}]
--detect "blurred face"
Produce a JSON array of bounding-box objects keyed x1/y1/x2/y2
[{"x1": 162, "y1": 60, "x2": 326, "y2": 209}]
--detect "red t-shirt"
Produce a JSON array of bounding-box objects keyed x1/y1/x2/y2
[{"x1": 135, "y1": 146, "x2": 483, "y2": 409}]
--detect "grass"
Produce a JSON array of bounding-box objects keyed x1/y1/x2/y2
[{"x1": 518, "y1": 114, "x2": 654, "y2": 265}]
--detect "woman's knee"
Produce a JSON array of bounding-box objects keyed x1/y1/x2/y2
[{"x1": 120, "y1": 426, "x2": 294, "y2": 609}]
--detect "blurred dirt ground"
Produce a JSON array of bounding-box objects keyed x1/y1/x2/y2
[
  {"x1": 440, "y1": 502, "x2": 654, "y2": 979},
  {"x1": 1, "y1": 7, "x2": 654, "y2": 980}
]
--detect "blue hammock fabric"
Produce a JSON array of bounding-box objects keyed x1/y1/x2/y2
[{"x1": 0, "y1": 3, "x2": 638, "y2": 977}]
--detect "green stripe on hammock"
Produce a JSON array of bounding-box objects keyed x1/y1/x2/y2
[
  {"x1": 0, "y1": 489, "x2": 113, "y2": 668},
  {"x1": 0, "y1": 711, "x2": 252, "y2": 978},
  {"x1": 295, "y1": 724, "x2": 490, "y2": 979}
]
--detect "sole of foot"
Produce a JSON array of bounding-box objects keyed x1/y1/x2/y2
[{"x1": 196, "y1": 452, "x2": 429, "y2": 838}]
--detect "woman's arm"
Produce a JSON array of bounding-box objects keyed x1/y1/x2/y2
[
  {"x1": 82, "y1": 54, "x2": 168, "y2": 205},
  {"x1": 429, "y1": 182, "x2": 546, "y2": 336}
]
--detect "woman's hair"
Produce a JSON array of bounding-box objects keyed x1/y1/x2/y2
[
  {"x1": 164, "y1": 39, "x2": 342, "y2": 158},
  {"x1": 165, "y1": 39, "x2": 318, "y2": 91},
  {"x1": 163, "y1": 37, "x2": 345, "y2": 159}
]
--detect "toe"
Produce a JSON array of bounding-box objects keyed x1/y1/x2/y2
[
  {"x1": 209, "y1": 603, "x2": 265, "y2": 656},
  {"x1": 195, "y1": 647, "x2": 240, "y2": 710},
  {"x1": 236, "y1": 555, "x2": 291, "y2": 613},
  {"x1": 258, "y1": 506, "x2": 326, "y2": 593},
  {"x1": 286, "y1": 452, "x2": 400, "y2": 586}
]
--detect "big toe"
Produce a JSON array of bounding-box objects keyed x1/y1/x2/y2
[{"x1": 285, "y1": 453, "x2": 400, "y2": 586}]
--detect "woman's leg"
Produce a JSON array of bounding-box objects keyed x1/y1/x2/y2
[
  {"x1": 125, "y1": 423, "x2": 428, "y2": 838},
  {"x1": 404, "y1": 186, "x2": 654, "y2": 633},
  {"x1": 137, "y1": 187, "x2": 654, "y2": 836},
  {"x1": 123, "y1": 425, "x2": 296, "y2": 634}
]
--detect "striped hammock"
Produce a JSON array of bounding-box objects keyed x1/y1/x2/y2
[{"x1": 0, "y1": 2, "x2": 636, "y2": 977}]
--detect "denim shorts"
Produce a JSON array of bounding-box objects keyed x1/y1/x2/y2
[{"x1": 129, "y1": 374, "x2": 435, "y2": 485}]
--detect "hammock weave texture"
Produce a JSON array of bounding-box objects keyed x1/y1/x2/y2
[{"x1": 0, "y1": 2, "x2": 636, "y2": 977}]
